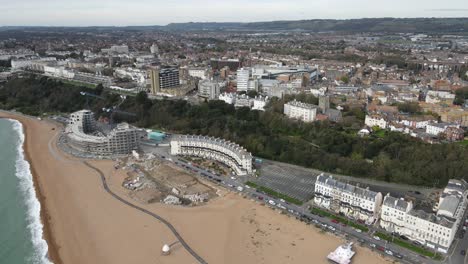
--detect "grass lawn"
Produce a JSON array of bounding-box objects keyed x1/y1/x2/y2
[
  {"x1": 246, "y1": 181, "x2": 303, "y2": 205},
  {"x1": 310, "y1": 207, "x2": 369, "y2": 232},
  {"x1": 375, "y1": 232, "x2": 443, "y2": 260},
  {"x1": 457, "y1": 140, "x2": 468, "y2": 146}
]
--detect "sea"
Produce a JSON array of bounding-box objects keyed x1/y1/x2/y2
[{"x1": 0, "y1": 119, "x2": 52, "y2": 264}]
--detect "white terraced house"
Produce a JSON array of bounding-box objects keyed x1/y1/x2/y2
[
  {"x1": 314, "y1": 174, "x2": 383, "y2": 224},
  {"x1": 170, "y1": 135, "x2": 253, "y2": 176},
  {"x1": 380, "y1": 180, "x2": 468, "y2": 253}
]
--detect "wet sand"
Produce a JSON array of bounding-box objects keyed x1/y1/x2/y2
[{"x1": 0, "y1": 111, "x2": 391, "y2": 264}]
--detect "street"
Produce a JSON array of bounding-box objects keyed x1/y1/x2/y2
[{"x1": 144, "y1": 144, "x2": 450, "y2": 264}]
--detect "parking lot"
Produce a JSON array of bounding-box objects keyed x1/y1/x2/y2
[{"x1": 254, "y1": 160, "x2": 321, "y2": 202}]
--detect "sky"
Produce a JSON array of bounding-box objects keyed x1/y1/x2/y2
[{"x1": 1, "y1": 0, "x2": 468, "y2": 26}]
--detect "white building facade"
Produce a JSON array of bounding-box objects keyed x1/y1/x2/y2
[
  {"x1": 314, "y1": 174, "x2": 383, "y2": 223},
  {"x1": 170, "y1": 135, "x2": 253, "y2": 176},
  {"x1": 380, "y1": 180, "x2": 468, "y2": 253},
  {"x1": 284, "y1": 100, "x2": 318, "y2": 122},
  {"x1": 236, "y1": 68, "x2": 250, "y2": 91},
  {"x1": 365, "y1": 115, "x2": 388, "y2": 129}
]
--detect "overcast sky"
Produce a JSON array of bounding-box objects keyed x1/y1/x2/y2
[{"x1": 1, "y1": 0, "x2": 468, "y2": 26}]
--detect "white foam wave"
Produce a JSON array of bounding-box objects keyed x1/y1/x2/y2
[{"x1": 9, "y1": 119, "x2": 53, "y2": 264}]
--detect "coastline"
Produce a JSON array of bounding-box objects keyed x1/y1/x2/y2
[
  {"x1": 0, "y1": 112, "x2": 62, "y2": 264},
  {"x1": 0, "y1": 110, "x2": 390, "y2": 264}
]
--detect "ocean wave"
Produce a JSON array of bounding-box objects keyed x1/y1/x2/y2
[{"x1": 9, "y1": 119, "x2": 53, "y2": 264}]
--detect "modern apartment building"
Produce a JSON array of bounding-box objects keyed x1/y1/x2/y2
[
  {"x1": 66, "y1": 110, "x2": 139, "y2": 156},
  {"x1": 236, "y1": 68, "x2": 250, "y2": 92},
  {"x1": 314, "y1": 174, "x2": 383, "y2": 223},
  {"x1": 170, "y1": 135, "x2": 253, "y2": 176},
  {"x1": 284, "y1": 99, "x2": 318, "y2": 122},
  {"x1": 198, "y1": 79, "x2": 223, "y2": 100},
  {"x1": 149, "y1": 67, "x2": 180, "y2": 94}
]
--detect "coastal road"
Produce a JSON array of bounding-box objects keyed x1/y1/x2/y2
[{"x1": 82, "y1": 161, "x2": 208, "y2": 264}]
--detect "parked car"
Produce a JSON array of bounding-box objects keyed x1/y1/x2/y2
[
  {"x1": 354, "y1": 228, "x2": 362, "y2": 233},
  {"x1": 461, "y1": 250, "x2": 466, "y2": 256},
  {"x1": 385, "y1": 250, "x2": 393, "y2": 256},
  {"x1": 257, "y1": 196, "x2": 264, "y2": 201},
  {"x1": 369, "y1": 243, "x2": 376, "y2": 248},
  {"x1": 268, "y1": 200, "x2": 276, "y2": 206},
  {"x1": 412, "y1": 241, "x2": 423, "y2": 247},
  {"x1": 358, "y1": 239, "x2": 365, "y2": 243},
  {"x1": 394, "y1": 254, "x2": 403, "y2": 259},
  {"x1": 400, "y1": 235, "x2": 409, "y2": 240},
  {"x1": 327, "y1": 226, "x2": 336, "y2": 231},
  {"x1": 373, "y1": 236, "x2": 381, "y2": 241},
  {"x1": 376, "y1": 246, "x2": 385, "y2": 251},
  {"x1": 331, "y1": 219, "x2": 339, "y2": 224}
]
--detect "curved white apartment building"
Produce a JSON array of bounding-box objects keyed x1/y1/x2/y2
[
  {"x1": 170, "y1": 135, "x2": 253, "y2": 175},
  {"x1": 66, "y1": 110, "x2": 139, "y2": 156}
]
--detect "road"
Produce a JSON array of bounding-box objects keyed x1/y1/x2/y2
[
  {"x1": 44, "y1": 125, "x2": 208, "y2": 264},
  {"x1": 447, "y1": 206, "x2": 468, "y2": 264},
  {"x1": 82, "y1": 161, "x2": 208, "y2": 264},
  {"x1": 145, "y1": 145, "x2": 445, "y2": 264}
]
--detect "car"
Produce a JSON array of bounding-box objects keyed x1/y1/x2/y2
[
  {"x1": 412, "y1": 241, "x2": 423, "y2": 246},
  {"x1": 268, "y1": 200, "x2": 276, "y2": 206},
  {"x1": 327, "y1": 226, "x2": 336, "y2": 231},
  {"x1": 161, "y1": 156, "x2": 166, "y2": 159},
  {"x1": 376, "y1": 246, "x2": 385, "y2": 251},
  {"x1": 373, "y1": 236, "x2": 381, "y2": 241},
  {"x1": 394, "y1": 254, "x2": 403, "y2": 259},
  {"x1": 459, "y1": 233, "x2": 464, "y2": 239},
  {"x1": 312, "y1": 219, "x2": 319, "y2": 224},
  {"x1": 257, "y1": 196, "x2": 264, "y2": 201},
  {"x1": 400, "y1": 235, "x2": 409, "y2": 240},
  {"x1": 461, "y1": 250, "x2": 466, "y2": 256},
  {"x1": 340, "y1": 223, "x2": 347, "y2": 227},
  {"x1": 385, "y1": 250, "x2": 393, "y2": 256},
  {"x1": 358, "y1": 239, "x2": 365, "y2": 243},
  {"x1": 369, "y1": 243, "x2": 376, "y2": 248},
  {"x1": 464, "y1": 226, "x2": 467, "y2": 231},
  {"x1": 331, "y1": 219, "x2": 339, "y2": 224},
  {"x1": 230, "y1": 176, "x2": 236, "y2": 180},
  {"x1": 279, "y1": 199, "x2": 286, "y2": 203},
  {"x1": 354, "y1": 228, "x2": 362, "y2": 233}
]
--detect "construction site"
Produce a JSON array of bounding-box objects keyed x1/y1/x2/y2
[{"x1": 113, "y1": 153, "x2": 219, "y2": 206}]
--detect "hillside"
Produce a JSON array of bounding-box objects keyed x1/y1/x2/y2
[{"x1": 165, "y1": 17, "x2": 468, "y2": 33}]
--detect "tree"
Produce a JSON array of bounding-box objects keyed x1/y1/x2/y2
[
  {"x1": 340, "y1": 75, "x2": 350, "y2": 84},
  {"x1": 454, "y1": 87, "x2": 468, "y2": 105}
]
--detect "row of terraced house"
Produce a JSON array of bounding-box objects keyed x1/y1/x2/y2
[{"x1": 314, "y1": 174, "x2": 468, "y2": 253}]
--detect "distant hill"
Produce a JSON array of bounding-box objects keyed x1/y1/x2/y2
[
  {"x1": 165, "y1": 18, "x2": 468, "y2": 33},
  {"x1": 2, "y1": 18, "x2": 468, "y2": 34}
]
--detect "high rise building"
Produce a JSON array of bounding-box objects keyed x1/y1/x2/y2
[
  {"x1": 149, "y1": 67, "x2": 180, "y2": 94},
  {"x1": 236, "y1": 68, "x2": 250, "y2": 92}
]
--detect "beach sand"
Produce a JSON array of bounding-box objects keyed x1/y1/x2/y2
[{"x1": 0, "y1": 112, "x2": 391, "y2": 264}]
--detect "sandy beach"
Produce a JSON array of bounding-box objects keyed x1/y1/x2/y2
[{"x1": 0, "y1": 111, "x2": 391, "y2": 264}]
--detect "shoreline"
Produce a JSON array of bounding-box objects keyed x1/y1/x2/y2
[
  {"x1": 0, "y1": 113, "x2": 63, "y2": 264},
  {"x1": 0, "y1": 110, "x2": 390, "y2": 264}
]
